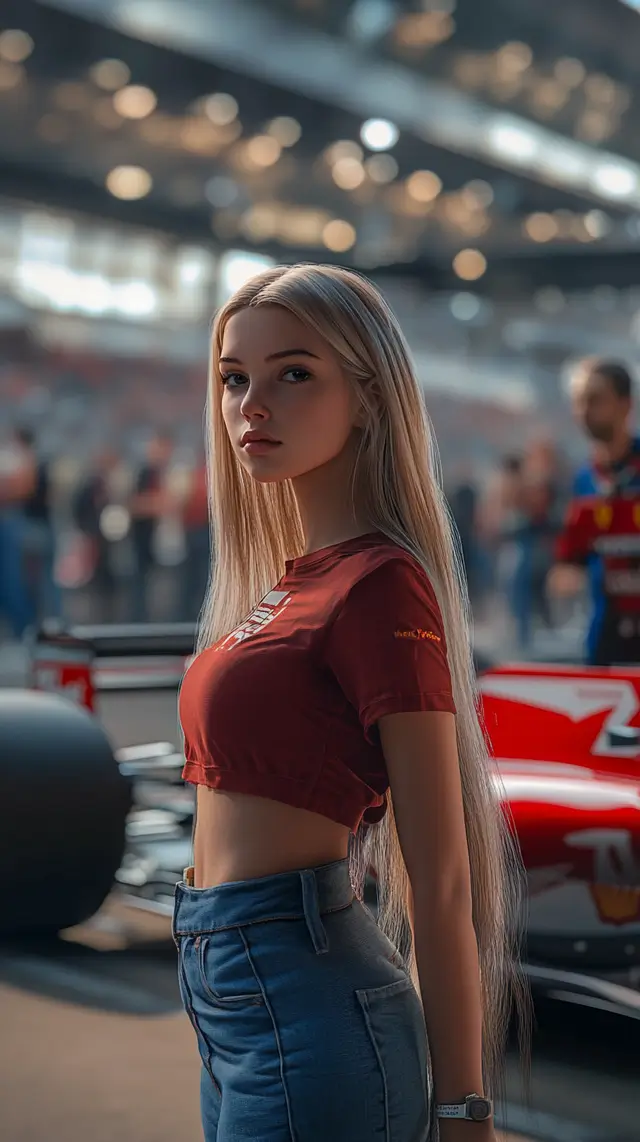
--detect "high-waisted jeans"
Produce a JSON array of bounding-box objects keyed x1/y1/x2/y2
[{"x1": 172, "y1": 858, "x2": 432, "y2": 1141}]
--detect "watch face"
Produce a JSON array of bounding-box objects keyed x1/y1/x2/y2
[{"x1": 469, "y1": 1098, "x2": 492, "y2": 1121}]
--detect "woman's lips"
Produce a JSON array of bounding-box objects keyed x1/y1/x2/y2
[{"x1": 242, "y1": 439, "x2": 283, "y2": 455}]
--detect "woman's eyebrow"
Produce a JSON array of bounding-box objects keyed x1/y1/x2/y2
[{"x1": 219, "y1": 348, "x2": 321, "y2": 364}]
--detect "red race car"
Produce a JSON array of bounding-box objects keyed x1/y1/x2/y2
[{"x1": 2, "y1": 625, "x2": 639, "y2": 1017}]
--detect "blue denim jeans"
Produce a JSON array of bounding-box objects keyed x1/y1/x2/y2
[{"x1": 172, "y1": 858, "x2": 432, "y2": 1141}]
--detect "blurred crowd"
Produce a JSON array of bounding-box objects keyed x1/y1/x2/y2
[
  {"x1": 0, "y1": 343, "x2": 575, "y2": 648},
  {"x1": 447, "y1": 438, "x2": 572, "y2": 651},
  {"x1": 0, "y1": 422, "x2": 210, "y2": 635}
]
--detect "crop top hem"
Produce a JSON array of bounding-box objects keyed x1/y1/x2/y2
[{"x1": 181, "y1": 762, "x2": 379, "y2": 833}]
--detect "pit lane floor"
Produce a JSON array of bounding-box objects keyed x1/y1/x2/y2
[{"x1": 0, "y1": 678, "x2": 638, "y2": 1141}]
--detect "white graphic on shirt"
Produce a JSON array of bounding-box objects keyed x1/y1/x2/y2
[{"x1": 218, "y1": 589, "x2": 292, "y2": 651}]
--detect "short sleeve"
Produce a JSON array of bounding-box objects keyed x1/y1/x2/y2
[{"x1": 324, "y1": 556, "x2": 456, "y2": 740}]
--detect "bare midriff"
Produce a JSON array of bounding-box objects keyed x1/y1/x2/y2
[{"x1": 193, "y1": 786, "x2": 351, "y2": 889}]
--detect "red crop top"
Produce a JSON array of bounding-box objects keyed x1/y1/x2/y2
[{"x1": 179, "y1": 533, "x2": 456, "y2": 832}]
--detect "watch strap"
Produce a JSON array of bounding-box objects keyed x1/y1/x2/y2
[{"x1": 436, "y1": 1094, "x2": 493, "y2": 1121}]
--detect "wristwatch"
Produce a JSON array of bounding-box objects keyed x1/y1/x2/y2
[{"x1": 436, "y1": 1094, "x2": 493, "y2": 1122}]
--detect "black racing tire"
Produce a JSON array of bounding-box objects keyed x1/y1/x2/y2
[{"x1": 0, "y1": 690, "x2": 132, "y2": 936}]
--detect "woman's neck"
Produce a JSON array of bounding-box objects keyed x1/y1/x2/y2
[{"x1": 292, "y1": 437, "x2": 374, "y2": 554}]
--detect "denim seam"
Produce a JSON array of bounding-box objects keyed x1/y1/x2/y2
[
  {"x1": 356, "y1": 990, "x2": 390, "y2": 1142},
  {"x1": 174, "y1": 897, "x2": 354, "y2": 938},
  {"x1": 179, "y1": 945, "x2": 222, "y2": 1098},
  {"x1": 238, "y1": 927, "x2": 297, "y2": 1142}
]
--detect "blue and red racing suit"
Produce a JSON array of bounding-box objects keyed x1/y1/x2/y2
[{"x1": 556, "y1": 438, "x2": 640, "y2": 665}]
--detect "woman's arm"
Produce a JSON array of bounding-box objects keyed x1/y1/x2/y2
[{"x1": 379, "y1": 709, "x2": 496, "y2": 1140}]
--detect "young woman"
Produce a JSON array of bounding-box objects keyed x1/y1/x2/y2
[{"x1": 175, "y1": 264, "x2": 531, "y2": 1141}]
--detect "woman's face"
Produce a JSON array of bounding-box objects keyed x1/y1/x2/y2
[{"x1": 219, "y1": 305, "x2": 361, "y2": 483}]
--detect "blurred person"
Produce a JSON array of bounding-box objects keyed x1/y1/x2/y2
[
  {"x1": 179, "y1": 451, "x2": 211, "y2": 621},
  {"x1": 128, "y1": 430, "x2": 174, "y2": 622},
  {"x1": 508, "y1": 441, "x2": 561, "y2": 652},
  {"x1": 447, "y1": 466, "x2": 479, "y2": 604},
  {"x1": 13, "y1": 427, "x2": 61, "y2": 626},
  {"x1": 176, "y1": 266, "x2": 530, "y2": 1142},
  {"x1": 72, "y1": 446, "x2": 120, "y2": 622},
  {"x1": 477, "y1": 454, "x2": 524, "y2": 602},
  {"x1": 549, "y1": 358, "x2": 640, "y2": 665},
  {"x1": 0, "y1": 430, "x2": 34, "y2": 637}
]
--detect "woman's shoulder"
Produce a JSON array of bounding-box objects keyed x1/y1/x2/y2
[{"x1": 336, "y1": 536, "x2": 435, "y2": 602}]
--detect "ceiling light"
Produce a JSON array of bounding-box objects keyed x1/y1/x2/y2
[
  {"x1": 452, "y1": 249, "x2": 487, "y2": 281},
  {"x1": 486, "y1": 121, "x2": 539, "y2": 164},
  {"x1": 325, "y1": 140, "x2": 364, "y2": 164},
  {"x1": 583, "y1": 210, "x2": 611, "y2": 239},
  {"x1": 89, "y1": 59, "x2": 131, "y2": 91},
  {"x1": 450, "y1": 293, "x2": 481, "y2": 321},
  {"x1": 105, "y1": 166, "x2": 153, "y2": 200},
  {"x1": 176, "y1": 248, "x2": 211, "y2": 285},
  {"x1": 576, "y1": 110, "x2": 613, "y2": 144},
  {"x1": 406, "y1": 170, "x2": 442, "y2": 202},
  {"x1": 495, "y1": 42, "x2": 533, "y2": 75},
  {"x1": 364, "y1": 154, "x2": 398, "y2": 183},
  {"x1": 348, "y1": 0, "x2": 397, "y2": 43},
  {"x1": 322, "y1": 219, "x2": 357, "y2": 252},
  {"x1": 524, "y1": 213, "x2": 558, "y2": 242},
  {"x1": 360, "y1": 118, "x2": 399, "y2": 151},
  {"x1": 278, "y1": 209, "x2": 328, "y2": 246},
  {"x1": 0, "y1": 29, "x2": 34, "y2": 63},
  {"x1": 554, "y1": 58, "x2": 586, "y2": 88},
  {"x1": 590, "y1": 163, "x2": 638, "y2": 199},
  {"x1": 463, "y1": 179, "x2": 494, "y2": 207},
  {"x1": 584, "y1": 74, "x2": 618, "y2": 106},
  {"x1": 332, "y1": 157, "x2": 366, "y2": 190},
  {"x1": 267, "y1": 116, "x2": 301, "y2": 146},
  {"x1": 241, "y1": 205, "x2": 279, "y2": 242},
  {"x1": 219, "y1": 251, "x2": 275, "y2": 303},
  {"x1": 180, "y1": 118, "x2": 224, "y2": 155},
  {"x1": 113, "y1": 85, "x2": 157, "y2": 119},
  {"x1": 394, "y1": 11, "x2": 455, "y2": 48},
  {"x1": 113, "y1": 281, "x2": 157, "y2": 318},
  {"x1": 529, "y1": 80, "x2": 569, "y2": 116},
  {"x1": 536, "y1": 142, "x2": 590, "y2": 185},
  {"x1": 205, "y1": 176, "x2": 240, "y2": 208},
  {"x1": 246, "y1": 135, "x2": 282, "y2": 168},
  {"x1": 204, "y1": 93, "x2": 239, "y2": 126}
]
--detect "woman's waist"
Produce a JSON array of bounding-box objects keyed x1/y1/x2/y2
[
  {"x1": 192, "y1": 785, "x2": 350, "y2": 889},
  {"x1": 173, "y1": 855, "x2": 354, "y2": 937}
]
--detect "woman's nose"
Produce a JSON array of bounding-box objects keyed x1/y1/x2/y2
[{"x1": 239, "y1": 381, "x2": 271, "y2": 421}]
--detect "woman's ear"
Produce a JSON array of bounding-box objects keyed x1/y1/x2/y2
[
  {"x1": 353, "y1": 404, "x2": 368, "y2": 429},
  {"x1": 353, "y1": 379, "x2": 382, "y2": 428}
]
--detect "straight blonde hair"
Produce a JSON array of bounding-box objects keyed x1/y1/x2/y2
[{"x1": 197, "y1": 263, "x2": 532, "y2": 1110}]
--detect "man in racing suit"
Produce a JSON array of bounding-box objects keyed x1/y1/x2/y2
[{"x1": 550, "y1": 358, "x2": 640, "y2": 666}]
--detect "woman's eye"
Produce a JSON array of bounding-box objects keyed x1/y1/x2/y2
[
  {"x1": 220, "y1": 372, "x2": 247, "y2": 388},
  {"x1": 282, "y1": 367, "x2": 311, "y2": 383}
]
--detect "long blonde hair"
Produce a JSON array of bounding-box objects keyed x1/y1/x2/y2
[{"x1": 198, "y1": 263, "x2": 532, "y2": 1107}]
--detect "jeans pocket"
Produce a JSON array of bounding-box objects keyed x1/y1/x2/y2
[
  {"x1": 197, "y1": 935, "x2": 264, "y2": 1007},
  {"x1": 356, "y1": 976, "x2": 429, "y2": 1142}
]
